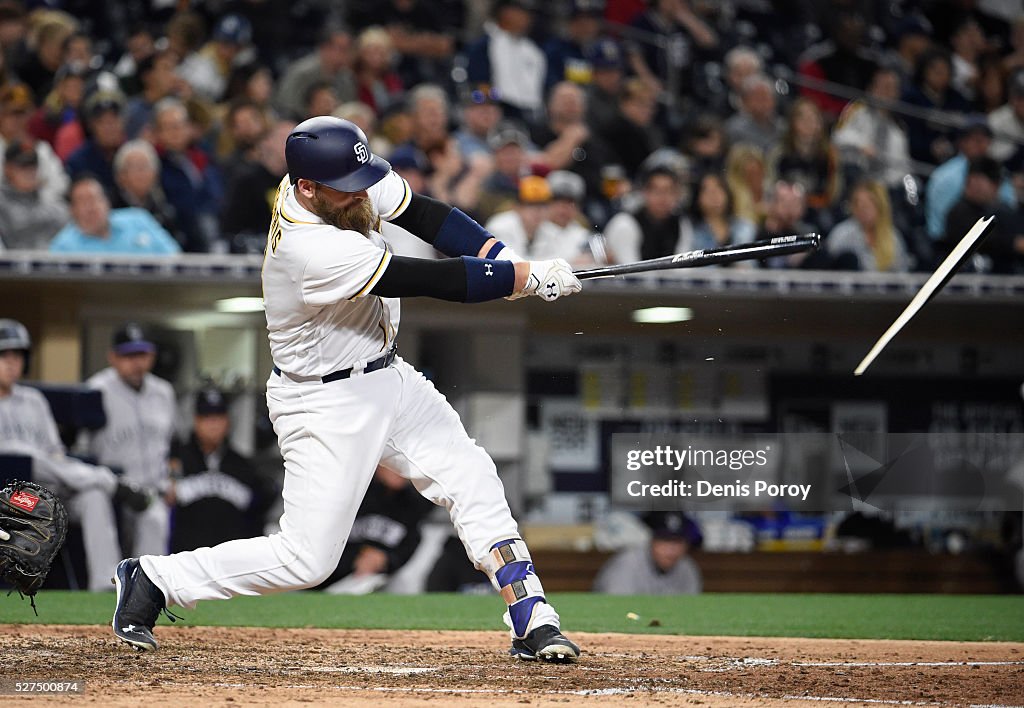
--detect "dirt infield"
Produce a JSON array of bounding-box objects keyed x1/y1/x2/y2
[{"x1": 2, "y1": 625, "x2": 1023, "y2": 707}]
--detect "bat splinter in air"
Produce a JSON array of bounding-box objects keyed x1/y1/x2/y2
[{"x1": 854, "y1": 215, "x2": 994, "y2": 376}]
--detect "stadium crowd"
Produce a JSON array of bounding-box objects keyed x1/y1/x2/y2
[{"x1": 0, "y1": 0, "x2": 1019, "y2": 272}]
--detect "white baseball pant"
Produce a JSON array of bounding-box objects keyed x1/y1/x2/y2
[{"x1": 140, "y1": 357, "x2": 558, "y2": 631}]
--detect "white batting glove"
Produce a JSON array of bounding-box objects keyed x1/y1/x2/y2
[
  {"x1": 0, "y1": 527, "x2": 9, "y2": 541},
  {"x1": 493, "y1": 245, "x2": 525, "y2": 263},
  {"x1": 513, "y1": 258, "x2": 583, "y2": 302}
]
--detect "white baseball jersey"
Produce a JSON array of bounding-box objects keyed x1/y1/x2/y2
[
  {"x1": 82, "y1": 368, "x2": 177, "y2": 490},
  {"x1": 0, "y1": 384, "x2": 63, "y2": 458},
  {"x1": 262, "y1": 171, "x2": 413, "y2": 377}
]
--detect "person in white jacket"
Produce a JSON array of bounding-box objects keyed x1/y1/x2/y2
[{"x1": 832, "y1": 66, "x2": 912, "y2": 188}]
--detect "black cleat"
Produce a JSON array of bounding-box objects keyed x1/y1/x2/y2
[
  {"x1": 509, "y1": 625, "x2": 580, "y2": 663},
  {"x1": 111, "y1": 558, "x2": 170, "y2": 651}
]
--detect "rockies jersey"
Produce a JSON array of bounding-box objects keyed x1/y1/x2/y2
[
  {"x1": 262, "y1": 171, "x2": 412, "y2": 376},
  {"x1": 81, "y1": 368, "x2": 177, "y2": 490},
  {"x1": 0, "y1": 384, "x2": 63, "y2": 458}
]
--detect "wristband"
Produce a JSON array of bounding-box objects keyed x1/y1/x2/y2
[{"x1": 462, "y1": 257, "x2": 515, "y2": 303}]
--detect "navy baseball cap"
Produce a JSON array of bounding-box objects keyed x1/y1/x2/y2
[
  {"x1": 643, "y1": 511, "x2": 702, "y2": 546},
  {"x1": 388, "y1": 144, "x2": 428, "y2": 172},
  {"x1": 587, "y1": 39, "x2": 624, "y2": 71},
  {"x1": 213, "y1": 14, "x2": 252, "y2": 45},
  {"x1": 112, "y1": 323, "x2": 156, "y2": 355},
  {"x1": 195, "y1": 387, "x2": 229, "y2": 415}
]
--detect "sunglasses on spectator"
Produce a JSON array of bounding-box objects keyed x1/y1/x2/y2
[{"x1": 468, "y1": 87, "x2": 502, "y2": 104}]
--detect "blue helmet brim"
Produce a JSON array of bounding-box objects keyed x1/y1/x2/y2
[{"x1": 318, "y1": 154, "x2": 392, "y2": 193}]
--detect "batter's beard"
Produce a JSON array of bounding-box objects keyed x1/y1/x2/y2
[{"x1": 311, "y1": 188, "x2": 376, "y2": 236}]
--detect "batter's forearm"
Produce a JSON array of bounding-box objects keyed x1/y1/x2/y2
[{"x1": 370, "y1": 255, "x2": 517, "y2": 302}]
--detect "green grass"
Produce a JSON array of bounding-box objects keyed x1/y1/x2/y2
[{"x1": 3, "y1": 593, "x2": 1023, "y2": 642}]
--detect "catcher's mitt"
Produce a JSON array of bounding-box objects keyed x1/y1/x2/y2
[{"x1": 0, "y1": 480, "x2": 68, "y2": 612}]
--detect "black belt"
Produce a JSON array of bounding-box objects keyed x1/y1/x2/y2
[{"x1": 273, "y1": 348, "x2": 396, "y2": 383}]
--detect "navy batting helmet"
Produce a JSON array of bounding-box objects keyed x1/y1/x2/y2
[
  {"x1": 0, "y1": 319, "x2": 31, "y2": 368},
  {"x1": 285, "y1": 116, "x2": 391, "y2": 193}
]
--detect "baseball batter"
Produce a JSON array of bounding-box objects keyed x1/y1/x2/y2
[{"x1": 113, "y1": 117, "x2": 582, "y2": 662}]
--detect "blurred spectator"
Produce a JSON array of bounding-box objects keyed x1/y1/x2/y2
[
  {"x1": 543, "y1": 0, "x2": 606, "y2": 90},
  {"x1": 0, "y1": 83, "x2": 68, "y2": 201},
  {"x1": 0, "y1": 2, "x2": 27, "y2": 70},
  {"x1": 975, "y1": 52, "x2": 1008, "y2": 114},
  {"x1": 533, "y1": 81, "x2": 613, "y2": 202},
  {"x1": 949, "y1": 15, "x2": 988, "y2": 101},
  {"x1": 683, "y1": 172, "x2": 756, "y2": 257},
  {"x1": 49, "y1": 175, "x2": 179, "y2": 255},
  {"x1": 925, "y1": 115, "x2": 1015, "y2": 241},
  {"x1": 989, "y1": 69, "x2": 1024, "y2": 166},
  {"x1": 719, "y1": 46, "x2": 764, "y2": 116},
  {"x1": 476, "y1": 122, "x2": 531, "y2": 220},
  {"x1": 274, "y1": 24, "x2": 356, "y2": 122},
  {"x1": 65, "y1": 89, "x2": 128, "y2": 195},
  {"x1": 0, "y1": 139, "x2": 68, "y2": 249},
  {"x1": 454, "y1": 84, "x2": 503, "y2": 158},
  {"x1": 725, "y1": 143, "x2": 767, "y2": 225},
  {"x1": 825, "y1": 181, "x2": 909, "y2": 272},
  {"x1": 216, "y1": 100, "x2": 270, "y2": 180},
  {"x1": 757, "y1": 181, "x2": 812, "y2": 267},
  {"x1": 165, "y1": 10, "x2": 205, "y2": 68},
  {"x1": 223, "y1": 61, "x2": 276, "y2": 119},
  {"x1": 178, "y1": 14, "x2": 254, "y2": 103},
  {"x1": 768, "y1": 98, "x2": 841, "y2": 230},
  {"x1": 626, "y1": 0, "x2": 717, "y2": 99},
  {"x1": 797, "y1": 10, "x2": 878, "y2": 120},
  {"x1": 153, "y1": 97, "x2": 223, "y2": 252},
  {"x1": 387, "y1": 144, "x2": 430, "y2": 195},
  {"x1": 598, "y1": 78, "x2": 661, "y2": 180},
  {"x1": 124, "y1": 50, "x2": 181, "y2": 139},
  {"x1": 80, "y1": 323, "x2": 177, "y2": 558},
  {"x1": 0, "y1": 318, "x2": 126, "y2": 591},
  {"x1": 221, "y1": 119, "x2": 294, "y2": 252},
  {"x1": 168, "y1": 387, "x2": 277, "y2": 554},
  {"x1": 724, "y1": 74, "x2": 784, "y2": 156},
  {"x1": 348, "y1": 0, "x2": 455, "y2": 88},
  {"x1": 465, "y1": 0, "x2": 546, "y2": 118},
  {"x1": 943, "y1": 156, "x2": 1024, "y2": 274},
  {"x1": 884, "y1": 15, "x2": 933, "y2": 92},
  {"x1": 530, "y1": 170, "x2": 598, "y2": 264},
  {"x1": 64, "y1": 30, "x2": 96, "y2": 71},
  {"x1": 584, "y1": 38, "x2": 626, "y2": 135},
  {"x1": 683, "y1": 113, "x2": 726, "y2": 175},
  {"x1": 27, "y1": 62, "x2": 87, "y2": 154},
  {"x1": 13, "y1": 10, "x2": 76, "y2": 99},
  {"x1": 303, "y1": 80, "x2": 340, "y2": 120},
  {"x1": 593, "y1": 511, "x2": 702, "y2": 595},
  {"x1": 112, "y1": 24, "x2": 157, "y2": 96},
  {"x1": 604, "y1": 165, "x2": 686, "y2": 264},
  {"x1": 354, "y1": 27, "x2": 403, "y2": 115},
  {"x1": 833, "y1": 66, "x2": 912, "y2": 189},
  {"x1": 318, "y1": 465, "x2": 434, "y2": 594},
  {"x1": 485, "y1": 174, "x2": 551, "y2": 254},
  {"x1": 903, "y1": 49, "x2": 971, "y2": 166},
  {"x1": 111, "y1": 139, "x2": 180, "y2": 242},
  {"x1": 1004, "y1": 17, "x2": 1024, "y2": 75},
  {"x1": 407, "y1": 84, "x2": 491, "y2": 213}
]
